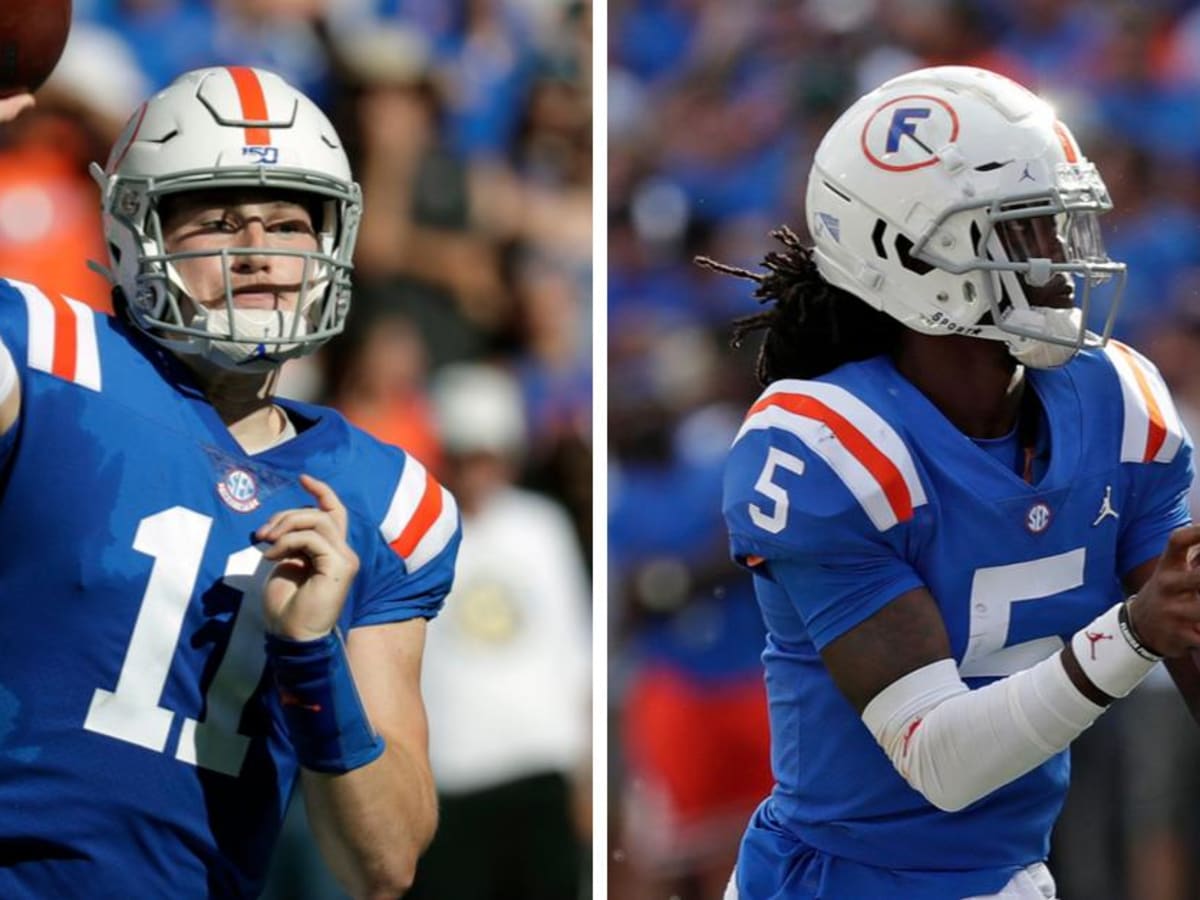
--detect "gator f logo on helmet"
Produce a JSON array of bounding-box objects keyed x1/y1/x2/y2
[
  {"x1": 862, "y1": 96, "x2": 959, "y2": 172},
  {"x1": 91, "y1": 67, "x2": 363, "y2": 373},
  {"x1": 807, "y1": 66, "x2": 1126, "y2": 369}
]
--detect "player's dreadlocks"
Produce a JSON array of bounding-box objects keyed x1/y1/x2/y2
[{"x1": 697, "y1": 226, "x2": 901, "y2": 385}]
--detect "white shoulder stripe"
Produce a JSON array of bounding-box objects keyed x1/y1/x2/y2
[
  {"x1": 21, "y1": 281, "x2": 55, "y2": 374},
  {"x1": 736, "y1": 379, "x2": 926, "y2": 531},
  {"x1": 380, "y1": 455, "x2": 458, "y2": 572},
  {"x1": 744, "y1": 404, "x2": 902, "y2": 530},
  {"x1": 406, "y1": 487, "x2": 458, "y2": 572},
  {"x1": 11, "y1": 280, "x2": 103, "y2": 392},
  {"x1": 1104, "y1": 342, "x2": 1183, "y2": 464},
  {"x1": 380, "y1": 455, "x2": 428, "y2": 543},
  {"x1": 71, "y1": 299, "x2": 102, "y2": 391}
]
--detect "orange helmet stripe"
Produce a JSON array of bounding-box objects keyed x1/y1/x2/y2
[
  {"x1": 1053, "y1": 121, "x2": 1079, "y2": 163},
  {"x1": 226, "y1": 66, "x2": 271, "y2": 145}
]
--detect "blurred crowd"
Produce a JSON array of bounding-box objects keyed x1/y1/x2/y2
[
  {"x1": 609, "y1": 1, "x2": 1200, "y2": 899},
  {"x1": 0, "y1": 1, "x2": 592, "y2": 898}
]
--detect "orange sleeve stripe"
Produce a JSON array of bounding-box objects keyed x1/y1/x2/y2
[
  {"x1": 390, "y1": 469, "x2": 444, "y2": 559},
  {"x1": 226, "y1": 66, "x2": 271, "y2": 145},
  {"x1": 747, "y1": 392, "x2": 914, "y2": 522},
  {"x1": 46, "y1": 291, "x2": 77, "y2": 383},
  {"x1": 1114, "y1": 343, "x2": 1167, "y2": 461}
]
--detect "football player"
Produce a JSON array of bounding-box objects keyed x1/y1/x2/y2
[
  {"x1": 712, "y1": 66, "x2": 1200, "y2": 899},
  {"x1": 0, "y1": 69, "x2": 458, "y2": 897}
]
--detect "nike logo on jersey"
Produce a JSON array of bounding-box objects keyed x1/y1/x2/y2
[{"x1": 1092, "y1": 485, "x2": 1119, "y2": 526}]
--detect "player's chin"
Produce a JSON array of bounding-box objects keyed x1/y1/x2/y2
[{"x1": 240, "y1": 294, "x2": 299, "y2": 311}]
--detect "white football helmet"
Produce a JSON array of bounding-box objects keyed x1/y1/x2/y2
[
  {"x1": 807, "y1": 66, "x2": 1125, "y2": 368},
  {"x1": 92, "y1": 66, "x2": 362, "y2": 372}
]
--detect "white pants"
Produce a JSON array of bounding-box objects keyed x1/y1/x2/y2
[{"x1": 723, "y1": 861, "x2": 1057, "y2": 899}]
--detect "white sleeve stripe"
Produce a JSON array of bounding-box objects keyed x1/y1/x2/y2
[
  {"x1": 380, "y1": 456, "x2": 429, "y2": 543},
  {"x1": 18, "y1": 282, "x2": 56, "y2": 374},
  {"x1": 734, "y1": 380, "x2": 926, "y2": 531},
  {"x1": 69, "y1": 297, "x2": 102, "y2": 392},
  {"x1": 379, "y1": 457, "x2": 457, "y2": 571},
  {"x1": 754, "y1": 380, "x2": 926, "y2": 503},
  {"x1": 404, "y1": 487, "x2": 458, "y2": 572},
  {"x1": 740, "y1": 406, "x2": 901, "y2": 530},
  {"x1": 12, "y1": 280, "x2": 102, "y2": 392},
  {"x1": 1105, "y1": 342, "x2": 1183, "y2": 464}
]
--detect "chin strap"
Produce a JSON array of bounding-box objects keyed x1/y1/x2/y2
[{"x1": 1004, "y1": 307, "x2": 1085, "y2": 369}]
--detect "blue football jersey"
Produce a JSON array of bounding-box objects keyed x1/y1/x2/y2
[
  {"x1": 0, "y1": 280, "x2": 460, "y2": 898},
  {"x1": 723, "y1": 348, "x2": 1192, "y2": 899}
]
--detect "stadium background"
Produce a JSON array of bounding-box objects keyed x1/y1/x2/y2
[
  {"x1": 0, "y1": 1, "x2": 592, "y2": 898},
  {"x1": 609, "y1": 1, "x2": 1200, "y2": 899}
]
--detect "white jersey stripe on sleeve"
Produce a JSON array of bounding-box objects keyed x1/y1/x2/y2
[
  {"x1": 743, "y1": 404, "x2": 900, "y2": 530},
  {"x1": 735, "y1": 379, "x2": 926, "y2": 531},
  {"x1": 404, "y1": 487, "x2": 458, "y2": 572},
  {"x1": 380, "y1": 456, "x2": 457, "y2": 572},
  {"x1": 69, "y1": 297, "x2": 102, "y2": 392},
  {"x1": 1104, "y1": 341, "x2": 1183, "y2": 464},
  {"x1": 380, "y1": 455, "x2": 428, "y2": 544},
  {"x1": 12, "y1": 280, "x2": 102, "y2": 392},
  {"x1": 18, "y1": 282, "x2": 56, "y2": 375}
]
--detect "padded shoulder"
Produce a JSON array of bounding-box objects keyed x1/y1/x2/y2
[
  {"x1": 281, "y1": 402, "x2": 460, "y2": 576},
  {"x1": 0, "y1": 278, "x2": 103, "y2": 392},
  {"x1": 724, "y1": 378, "x2": 928, "y2": 553},
  {"x1": 1095, "y1": 341, "x2": 1186, "y2": 464}
]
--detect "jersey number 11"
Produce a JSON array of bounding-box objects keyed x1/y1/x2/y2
[{"x1": 83, "y1": 506, "x2": 271, "y2": 777}]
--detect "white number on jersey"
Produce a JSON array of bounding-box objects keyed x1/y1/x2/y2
[
  {"x1": 83, "y1": 506, "x2": 273, "y2": 777},
  {"x1": 959, "y1": 548, "x2": 1085, "y2": 677},
  {"x1": 749, "y1": 448, "x2": 806, "y2": 534}
]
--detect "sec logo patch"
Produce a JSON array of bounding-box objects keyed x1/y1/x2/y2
[
  {"x1": 861, "y1": 94, "x2": 959, "y2": 172},
  {"x1": 217, "y1": 467, "x2": 261, "y2": 513},
  {"x1": 1025, "y1": 502, "x2": 1052, "y2": 534}
]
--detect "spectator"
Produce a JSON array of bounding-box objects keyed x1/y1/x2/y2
[{"x1": 408, "y1": 362, "x2": 592, "y2": 900}]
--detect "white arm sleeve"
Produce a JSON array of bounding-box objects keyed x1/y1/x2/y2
[{"x1": 861, "y1": 602, "x2": 1157, "y2": 812}]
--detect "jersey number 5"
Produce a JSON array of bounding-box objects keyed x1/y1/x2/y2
[
  {"x1": 750, "y1": 448, "x2": 806, "y2": 534},
  {"x1": 960, "y1": 547, "x2": 1085, "y2": 677},
  {"x1": 83, "y1": 506, "x2": 271, "y2": 777}
]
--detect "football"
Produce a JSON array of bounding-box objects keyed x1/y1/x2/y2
[{"x1": 0, "y1": 2, "x2": 72, "y2": 97}]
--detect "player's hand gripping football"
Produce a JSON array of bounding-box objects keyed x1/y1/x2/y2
[
  {"x1": 256, "y1": 474, "x2": 360, "y2": 641},
  {"x1": 1126, "y1": 524, "x2": 1200, "y2": 657}
]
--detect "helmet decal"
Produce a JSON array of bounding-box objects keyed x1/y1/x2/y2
[
  {"x1": 860, "y1": 94, "x2": 959, "y2": 172},
  {"x1": 815, "y1": 212, "x2": 841, "y2": 243}
]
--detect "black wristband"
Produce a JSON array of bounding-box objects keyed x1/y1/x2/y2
[{"x1": 1118, "y1": 596, "x2": 1163, "y2": 662}]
